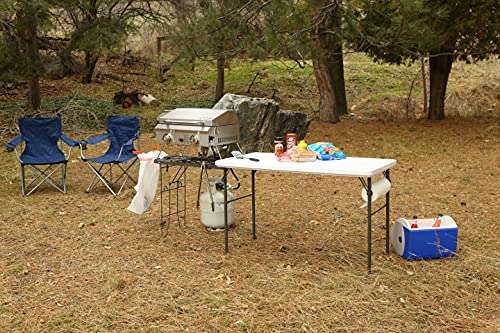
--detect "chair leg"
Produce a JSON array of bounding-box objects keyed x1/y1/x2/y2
[
  {"x1": 23, "y1": 164, "x2": 65, "y2": 196},
  {"x1": 85, "y1": 162, "x2": 118, "y2": 196},
  {"x1": 86, "y1": 164, "x2": 105, "y2": 193},
  {"x1": 20, "y1": 164, "x2": 25, "y2": 196},
  {"x1": 115, "y1": 158, "x2": 138, "y2": 185},
  {"x1": 62, "y1": 163, "x2": 67, "y2": 193}
]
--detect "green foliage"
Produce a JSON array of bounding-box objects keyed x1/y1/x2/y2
[
  {"x1": 0, "y1": 95, "x2": 116, "y2": 130},
  {"x1": 163, "y1": 0, "x2": 267, "y2": 61},
  {"x1": 352, "y1": 0, "x2": 500, "y2": 63},
  {"x1": 0, "y1": 0, "x2": 52, "y2": 80}
]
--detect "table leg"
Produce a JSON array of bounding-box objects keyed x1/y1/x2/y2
[
  {"x1": 223, "y1": 168, "x2": 229, "y2": 254},
  {"x1": 160, "y1": 165, "x2": 163, "y2": 229},
  {"x1": 251, "y1": 170, "x2": 256, "y2": 240},
  {"x1": 385, "y1": 170, "x2": 391, "y2": 254},
  {"x1": 367, "y1": 177, "x2": 372, "y2": 274}
]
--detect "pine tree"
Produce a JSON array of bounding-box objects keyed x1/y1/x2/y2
[
  {"x1": 0, "y1": 0, "x2": 51, "y2": 110},
  {"x1": 353, "y1": 0, "x2": 500, "y2": 120}
]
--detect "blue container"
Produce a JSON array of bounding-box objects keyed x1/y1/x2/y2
[{"x1": 391, "y1": 216, "x2": 458, "y2": 260}]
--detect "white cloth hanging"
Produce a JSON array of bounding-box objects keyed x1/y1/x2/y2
[{"x1": 127, "y1": 150, "x2": 167, "y2": 214}]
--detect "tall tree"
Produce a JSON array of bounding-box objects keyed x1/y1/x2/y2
[
  {"x1": 161, "y1": 0, "x2": 267, "y2": 102},
  {"x1": 310, "y1": 0, "x2": 348, "y2": 122},
  {"x1": 353, "y1": 0, "x2": 500, "y2": 120},
  {"x1": 0, "y1": 0, "x2": 51, "y2": 110},
  {"x1": 261, "y1": 0, "x2": 348, "y2": 122},
  {"x1": 51, "y1": 0, "x2": 168, "y2": 83}
]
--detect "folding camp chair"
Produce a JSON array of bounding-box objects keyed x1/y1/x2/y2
[
  {"x1": 5, "y1": 117, "x2": 80, "y2": 196},
  {"x1": 81, "y1": 115, "x2": 140, "y2": 196}
]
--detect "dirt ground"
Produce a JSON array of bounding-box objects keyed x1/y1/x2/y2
[{"x1": 0, "y1": 119, "x2": 499, "y2": 332}]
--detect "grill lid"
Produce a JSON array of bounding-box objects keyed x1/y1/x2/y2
[{"x1": 157, "y1": 108, "x2": 238, "y2": 127}]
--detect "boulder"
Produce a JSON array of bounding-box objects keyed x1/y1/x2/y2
[{"x1": 213, "y1": 93, "x2": 310, "y2": 152}]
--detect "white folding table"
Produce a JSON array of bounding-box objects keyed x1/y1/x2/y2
[{"x1": 215, "y1": 152, "x2": 397, "y2": 273}]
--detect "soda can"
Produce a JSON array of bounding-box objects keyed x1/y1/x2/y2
[{"x1": 285, "y1": 133, "x2": 298, "y2": 151}]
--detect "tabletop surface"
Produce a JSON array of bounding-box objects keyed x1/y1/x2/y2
[{"x1": 215, "y1": 152, "x2": 396, "y2": 177}]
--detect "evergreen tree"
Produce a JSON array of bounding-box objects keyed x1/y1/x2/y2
[
  {"x1": 52, "y1": 0, "x2": 165, "y2": 84},
  {"x1": 162, "y1": 0, "x2": 264, "y2": 101},
  {"x1": 353, "y1": 0, "x2": 500, "y2": 120},
  {"x1": 0, "y1": 0, "x2": 51, "y2": 109},
  {"x1": 259, "y1": 0, "x2": 348, "y2": 122}
]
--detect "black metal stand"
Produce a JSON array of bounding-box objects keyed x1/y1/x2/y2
[
  {"x1": 220, "y1": 168, "x2": 392, "y2": 274},
  {"x1": 222, "y1": 168, "x2": 257, "y2": 254},
  {"x1": 358, "y1": 170, "x2": 392, "y2": 273},
  {"x1": 159, "y1": 164, "x2": 187, "y2": 231}
]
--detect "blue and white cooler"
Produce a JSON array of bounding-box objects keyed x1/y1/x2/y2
[{"x1": 390, "y1": 215, "x2": 458, "y2": 260}]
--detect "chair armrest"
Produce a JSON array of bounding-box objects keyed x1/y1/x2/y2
[
  {"x1": 123, "y1": 133, "x2": 139, "y2": 147},
  {"x1": 60, "y1": 133, "x2": 81, "y2": 147},
  {"x1": 5, "y1": 135, "x2": 22, "y2": 152},
  {"x1": 84, "y1": 132, "x2": 110, "y2": 145},
  {"x1": 116, "y1": 132, "x2": 139, "y2": 160}
]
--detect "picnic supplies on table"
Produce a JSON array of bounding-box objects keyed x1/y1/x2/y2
[
  {"x1": 274, "y1": 137, "x2": 284, "y2": 156},
  {"x1": 360, "y1": 177, "x2": 391, "y2": 208},
  {"x1": 231, "y1": 151, "x2": 260, "y2": 162},
  {"x1": 308, "y1": 142, "x2": 346, "y2": 160},
  {"x1": 390, "y1": 216, "x2": 458, "y2": 260},
  {"x1": 128, "y1": 150, "x2": 167, "y2": 214},
  {"x1": 81, "y1": 115, "x2": 140, "y2": 196},
  {"x1": 285, "y1": 133, "x2": 298, "y2": 151},
  {"x1": 288, "y1": 146, "x2": 317, "y2": 162},
  {"x1": 5, "y1": 117, "x2": 80, "y2": 196}
]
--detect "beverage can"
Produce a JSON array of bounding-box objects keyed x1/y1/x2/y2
[{"x1": 285, "y1": 133, "x2": 298, "y2": 151}]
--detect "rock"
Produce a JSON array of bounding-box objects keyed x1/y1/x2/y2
[{"x1": 213, "y1": 93, "x2": 310, "y2": 152}]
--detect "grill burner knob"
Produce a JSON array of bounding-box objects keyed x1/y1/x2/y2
[
  {"x1": 190, "y1": 134, "x2": 200, "y2": 145},
  {"x1": 163, "y1": 133, "x2": 173, "y2": 143}
]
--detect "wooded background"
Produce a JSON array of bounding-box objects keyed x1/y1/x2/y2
[{"x1": 0, "y1": 0, "x2": 499, "y2": 122}]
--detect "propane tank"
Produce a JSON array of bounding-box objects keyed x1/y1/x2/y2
[{"x1": 199, "y1": 177, "x2": 234, "y2": 229}]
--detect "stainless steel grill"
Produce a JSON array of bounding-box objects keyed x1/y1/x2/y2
[{"x1": 155, "y1": 108, "x2": 240, "y2": 157}]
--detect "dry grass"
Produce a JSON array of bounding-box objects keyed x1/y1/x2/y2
[{"x1": 1, "y1": 120, "x2": 499, "y2": 332}]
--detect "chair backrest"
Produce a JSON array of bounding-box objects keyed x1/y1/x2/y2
[
  {"x1": 19, "y1": 117, "x2": 64, "y2": 158},
  {"x1": 106, "y1": 115, "x2": 140, "y2": 153}
]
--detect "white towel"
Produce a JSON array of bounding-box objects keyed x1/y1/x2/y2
[{"x1": 127, "y1": 150, "x2": 167, "y2": 214}]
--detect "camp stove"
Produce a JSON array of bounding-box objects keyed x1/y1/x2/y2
[
  {"x1": 155, "y1": 108, "x2": 241, "y2": 158},
  {"x1": 154, "y1": 108, "x2": 241, "y2": 231}
]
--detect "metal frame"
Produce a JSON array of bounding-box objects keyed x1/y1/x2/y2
[
  {"x1": 221, "y1": 167, "x2": 392, "y2": 273},
  {"x1": 222, "y1": 168, "x2": 256, "y2": 253},
  {"x1": 83, "y1": 159, "x2": 138, "y2": 196},
  {"x1": 19, "y1": 163, "x2": 68, "y2": 196},
  {"x1": 13, "y1": 143, "x2": 73, "y2": 197},
  {"x1": 156, "y1": 156, "x2": 241, "y2": 234},
  {"x1": 159, "y1": 164, "x2": 188, "y2": 231},
  {"x1": 357, "y1": 169, "x2": 391, "y2": 273}
]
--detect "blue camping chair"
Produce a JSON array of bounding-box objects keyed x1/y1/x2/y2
[
  {"x1": 81, "y1": 115, "x2": 140, "y2": 196},
  {"x1": 5, "y1": 117, "x2": 80, "y2": 196}
]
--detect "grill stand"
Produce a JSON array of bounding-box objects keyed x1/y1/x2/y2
[{"x1": 159, "y1": 164, "x2": 187, "y2": 232}]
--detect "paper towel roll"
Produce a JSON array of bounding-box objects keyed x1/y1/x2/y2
[
  {"x1": 390, "y1": 218, "x2": 408, "y2": 256},
  {"x1": 360, "y1": 177, "x2": 391, "y2": 208}
]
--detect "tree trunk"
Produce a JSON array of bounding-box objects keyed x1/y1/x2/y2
[
  {"x1": 310, "y1": 0, "x2": 347, "y2": 123},
  {"x1": 24, "y1": 15, "x2": 41, "y2": 110},
  {"x1": 82, "y1": 51, "x2": 98, "y2": 84},
  {"x1": 428, "y1": 54, "x2": 453, "y2": 120},
  {"x1": 215, "y1": 55, "x2": 225, "y2": 102},
  {"x1": 27, "y1": 77, "x2": 41, "y2": 110},
  {"x1": 330, "y1": 42, "x2": 348, "y2": 117},
  {"x1": 312, "y1": 56, "x2": 339, "y2": 123},
  {"x1": 420, "y1": 57, "x2": 428, "y2": 116}
]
